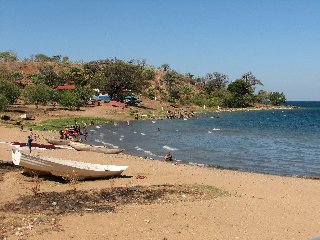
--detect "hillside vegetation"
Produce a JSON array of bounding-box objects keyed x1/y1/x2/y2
[{"x1": 0, "y1": 51, "x2": 286, "y2": 112}]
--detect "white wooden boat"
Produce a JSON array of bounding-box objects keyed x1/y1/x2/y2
[
  {"x1": 69, "y1": 141, "x2": 123, "y2": 154},
  {"x1": 11, "y1": 146, "x2": 128, "y2": 180}
]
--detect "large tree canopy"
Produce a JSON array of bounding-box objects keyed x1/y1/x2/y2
[
  {"x1": 204, "y1": 72, "x2": 229, "y2": 95},
  {"x1": 241, "y1": 72, "x2": 263, "y2": 91},
  {"x1": 24, "y1": 83, "x2": 54, "y2": 108},
  {"x1": 87, "y1": 59, "x2": 150, "y2": 101}
]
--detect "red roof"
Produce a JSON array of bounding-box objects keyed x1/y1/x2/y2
[{"x1": 56, "y1": 84, "x2": 76, "y2": 90}]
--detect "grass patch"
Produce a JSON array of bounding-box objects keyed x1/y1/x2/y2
[
  {"x1": 193, "y1": 184, "x2": 231, "y2": 197},
  {"x1": 25, "y1": 117, "x2": 113, "y2": 131},
  {"x1": 1, "y1": 184, "x2": 229, "y2": 215}
]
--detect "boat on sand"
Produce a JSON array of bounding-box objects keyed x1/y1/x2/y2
[
  {"x1": 69, "y1": 141, "x2": 123, "y2": 154},
  {"x1": 11, "y1": 146, "x2": 128, "y2": 180},
  {"x1": 46, "y1": 138, "x2": 70, "y2": 145}
]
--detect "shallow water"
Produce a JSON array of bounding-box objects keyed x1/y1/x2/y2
[{"x1": 87, "y1": 101, "x2": 320, "y2": 177}]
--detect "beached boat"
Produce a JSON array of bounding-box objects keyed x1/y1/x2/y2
[
  {"x1": 11, "y1": 141, "x2": 58, "y2": 149},
  {"x1": 46, "y1": 138, "x2": 70, "y2": 145},
  {"x1": 69, "y1": 141, "x2": 123, "y2": 154},
  {"x1": 11, "y1": 146, "x2": 128, "y2": 180}
]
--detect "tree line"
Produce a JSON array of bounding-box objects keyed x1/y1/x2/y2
[{"x1": 0, "y1": 51, "x2": 286, "y2": 111}]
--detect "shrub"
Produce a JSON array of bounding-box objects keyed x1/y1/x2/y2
[
  {"x1": 0, "y1": 94, "x2": 9, "y2": 111},
  {"x1": 269, "y1": 92, "x2": 286, "y2": 106},
  {"x1": 145, "y1": 87, "x2": 155, "y2": 99},
  {"x1": 0, "y1": 80, "x2": 20, "y2": 104},
  {"x1": 58, "y1": 90, "x2": 79, "y2": 110},
  {"x1": 24, "y1": 83, "x2": 54, "y2": 108}
]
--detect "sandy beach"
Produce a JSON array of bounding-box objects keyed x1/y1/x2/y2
[{"x1": 0, "y1": 104, "x2": 319, "y2": 240}]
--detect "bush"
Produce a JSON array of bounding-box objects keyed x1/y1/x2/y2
[
  {"x1": 143, "y1": 68, "x2": 155, "y2": 80},
  {"x1": 57, "y1": 86, "x2": 93, "y2": 110},
  {"x1": 0, "y1": 80, "x2": 20, "y2": 104},
  {"x1": 24, "y1": 83, "x2": 54, "y2": 108},
  {"x1": 145, "y1": 87, "x2": 155, "y2": 99},
  {"x1": 0, "y1": 94, "x2": 9, "y2": 111},
  {"x1": 58, "y1": 90, "x2": 80, "y2": 110},
  {"x1": 269, "y1": 92, "x2": 286, "y2": 106}
]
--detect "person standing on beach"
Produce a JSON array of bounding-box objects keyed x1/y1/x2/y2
[{"x1": 27, "y1": 135, "x2": 33, "y2": 153}]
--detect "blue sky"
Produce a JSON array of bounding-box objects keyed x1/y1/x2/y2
[{"x1": 1, "y1": 0, "x2": 319, "y2": 100}]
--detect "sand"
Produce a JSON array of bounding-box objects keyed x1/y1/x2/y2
[{"x1": 0, "y1": 103, "x2": 319, "y2": 240}]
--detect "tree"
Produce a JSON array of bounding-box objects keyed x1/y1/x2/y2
[
  {"x1": 161, "y1": 63, "x2": 170, "y2": 71},
  {"x1": 88, "y1": 59, "x2": 149, "y2": 101},
  {"x1": 57, "y1": 86, "x2": 94, "y2": 110},
  {"x1": 24, "y1": 83, "x2": 54, "y2": 108},
  {"x1": 0, "y1": 80, "x2": 20, "y2": 104},
  {"x1": 7, "y1": 71, "x2": 24, "y2": 84},
  {"x1": 204, "y1": 72, "x2": 229, "y2": 95},
  {"x1": 228, "y1": 80, "x2": 252, "y2": 96},
  {"x1": 0, "y1": 94, "x2": 9, "y2": 111},
  {"x1": 160, "y1": 70, "x2": 185, "y2": 102},
  {"x1": 142, "y1": 68, "x2": 155, "y2": 81},
  {"x1": 58, "y1": 90, "x2": 79, "y2": 110},
  {"x1": 0, "y1": 51, "x2": 18, "y2": 62},
  {"x1": 227, "y1": 80, "x2": 253, "y2": 107},
  {"x1": 269, "y1": 92, "x2": 286, "y2": 106},
  {"x1": 34, "y1": 54, "x2": 51, "y2": 62},
  {"x1": 62, "y1": 56, "x2": 69, "y2": 63},
  {"x1": 256, "y1": 90, "x2": 270, "y2": 104},
  {"x1": 50, "y1": 55, "x2": 61, "y2": 63},
  {"x1": 59, "y1": 66, "x2": 86, "y2": 86},
  {"x1": 75, "y1": 85, "x2": 94, "y2": 104},
  {"x1": 37, "y1": 65, "x2": 61, "y2": 86},
  {"x1": 241, "y1": 72, "x2": 263, "y2": 92},
  {"x1": 210, "y1": 88, "x2": 233, "y2": 107}
]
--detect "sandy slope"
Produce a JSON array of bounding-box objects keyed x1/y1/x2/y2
[{"x1": 0, "y1": 107, "x2": 319, "y2": 239}]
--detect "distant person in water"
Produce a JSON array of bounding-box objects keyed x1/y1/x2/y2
[
  {"x1": 27, "y1": 135, "x2": 33, "y2": 153},
  {"x1": 164, "y1": 152, "x2": 173, "y2": 161}
]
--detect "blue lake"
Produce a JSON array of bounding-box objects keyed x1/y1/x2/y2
[{"x1": 87, "y1": 101, "x2": 320, "y2": 177}]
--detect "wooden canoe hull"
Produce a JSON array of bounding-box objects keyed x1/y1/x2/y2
[
  {"x1": 12, "y1": 146, "x2": 127, "y2": 180},
  {"x1": 69, "y1": 142, "x2": 123, "y2": 154},
  {"x1": 46, "y1": 139, "x2": 70, "y2": 146}
]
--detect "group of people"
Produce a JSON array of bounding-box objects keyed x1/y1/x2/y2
[
  {"x1": 59, "y1": 123, "x2": 88, "y2": 142},
  {"x1": 165, "y1": 110, "x2": 195, "y2": 120}
]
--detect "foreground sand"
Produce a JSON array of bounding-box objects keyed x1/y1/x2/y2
[{"x1": 0, "y1": 125, "x2": 319, "y2": 240}]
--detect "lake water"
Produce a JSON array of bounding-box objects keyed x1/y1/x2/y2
[{"x1": 87, "y1": 101, "x2": 320, "y2": 177}]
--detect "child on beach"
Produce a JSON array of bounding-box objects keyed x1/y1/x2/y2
[{"x1": 27, "y1": 135, "x2": 33, "y2": 153}]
